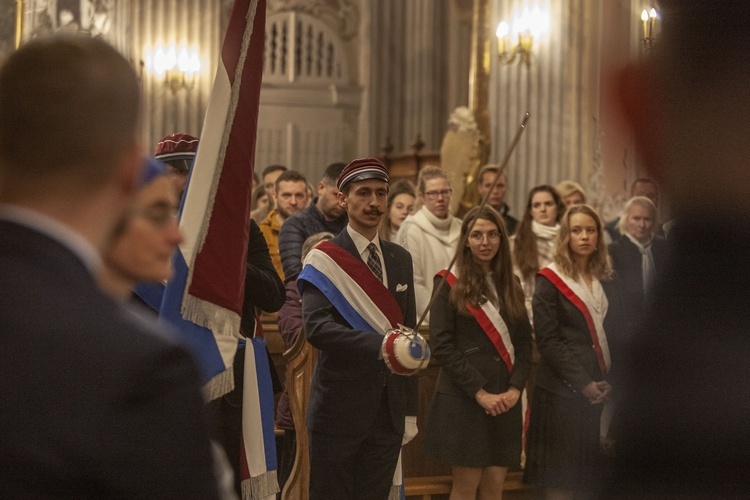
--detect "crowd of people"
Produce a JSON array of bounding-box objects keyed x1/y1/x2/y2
[
  {"x1": 3, "y1": 1, "x2": 749, "y2": 498},
  {"x1": 240, "y1": 146, "x2": 668, "y2": 499}
]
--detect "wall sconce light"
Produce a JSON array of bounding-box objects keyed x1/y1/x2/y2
[
  {"x1": 640, "y1": 7, "x2": 659, "y2": 50},
  {"x1": 146, "y1": 44, "x2": 201, "y2": 93},
  {"x1": 496, "y1": 6, "x2": 549, "y2": 69}
]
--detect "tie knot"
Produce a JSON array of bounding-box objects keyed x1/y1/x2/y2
[{"x1": 368, "y1": 242, "x2": 378, "y2": 254}]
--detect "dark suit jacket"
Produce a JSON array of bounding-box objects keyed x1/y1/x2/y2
[
  {"x1": 532, "y1": 274, "x2": 606, "y2": 398},
  {"x1": 0, "y1": 220, "x2": 218, "y2": 499},
  {"x1": 301, "y1": 229, "x2": 418, "y2": 436},
  {"x1": 279, "y1": 199, "x2": 348, "y2": 280},
  {"x1": 430, "y1": 275, "x2": 532, "y2": 399},
  {"x1": 240, "y1": 219, "x2": 285, "y2": 336},
  {"x1": 500, "y1": 203, "x2": 519, "y2": 236},
  {"x1": 606, "y1": 234, "x2": 668, "y2": 361}
]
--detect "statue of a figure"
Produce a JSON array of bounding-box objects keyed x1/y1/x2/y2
[{"x1": 439, "y1": 106, "x2": 488, "y2": 216}]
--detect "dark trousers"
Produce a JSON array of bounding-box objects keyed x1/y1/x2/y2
[{"x1": 308, "y1": 395, "x2": 402, "y2": 500}]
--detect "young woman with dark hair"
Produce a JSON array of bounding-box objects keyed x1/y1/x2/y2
[
  {"x1": 511, "y1": 185, "x2": 566, "y2": 322},
  {"x1": 424, "y1": 206, "x2": 532, "y2": 499}
]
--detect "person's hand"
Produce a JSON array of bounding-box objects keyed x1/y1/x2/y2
[
  {"x1": 498, "y1": 387, "x2": 521, "y2": 412},
  {"x1": 475, "y1": 389, "x2": 504, "y2": 416},
  {"x1": 596, "y1": 380, "x2": 612, "y2": 402},
  {"x1": 581, "y1": 381, "x2": 604, "y2": 404},
  {"x1": 402, "y1": 416, "x2": 418, "y2": 445}
]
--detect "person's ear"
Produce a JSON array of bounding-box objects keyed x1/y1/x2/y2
[
  {"x1": 337, "y1": 190, "x2": 346, "y2": 206},
  {"x1": 615, "y1": 62, "x2": 665, "y2": 183}
]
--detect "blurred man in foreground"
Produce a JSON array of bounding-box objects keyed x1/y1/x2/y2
[
  {"x1": 0, "y1": 36, "x2": 218, "y2": 498},
  {"x1": 608, "y1": 2, "x2": 750, "y2": 497}
]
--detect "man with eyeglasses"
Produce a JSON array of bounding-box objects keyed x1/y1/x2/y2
[
  {"x1": 259, "y1": 169, "x2": 309, "y2": 279},
  {"x1": 397, "y1": 166, "x2": 461, "y2": 323}
]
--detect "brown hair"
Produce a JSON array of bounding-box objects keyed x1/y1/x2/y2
[
  {"x1": 275, "y1": 169, "x2": 308, "y2": 192},
  {"x1": 378, "y1": 179, "x2": 416, "y2": 241},
  {"x1": 0, "y1": 35, "x2": 140, "y2": 195},
  {"x1": 512, "y1": 185, "x2": 565, "y2": 280},
  {"x1": 450, "y1": 206, "x2": 526, "y2": 324},
  {"x1": 477, "y1": 163, "x2": 506, "y2": 185},
  {"x1": 553, "y1": 204, "x2": 612, "y2": 281}
]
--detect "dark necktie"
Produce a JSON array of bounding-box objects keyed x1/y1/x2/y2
[{"x1": 366, "y1": 243, "x2": 383, "y2": 283}]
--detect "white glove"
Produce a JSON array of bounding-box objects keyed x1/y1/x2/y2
[{"x1": 402, "y1": 416, "x2": 418, "y2": 445}]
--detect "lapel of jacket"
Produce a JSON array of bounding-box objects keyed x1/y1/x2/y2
[
  {"x1": 380, "y1": 240, "x2": 399, "y2": 297},
  {"x1": 334, "y1": 229, "x2": 361, "y2": 262}
]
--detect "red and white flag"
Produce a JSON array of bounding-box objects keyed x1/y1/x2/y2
[
  {"x1": 159, "y1": 0, "x2": 278, "y2": 498},
  {"x1": 162, "y1": 0, "x2": 266, "y2": 399}
]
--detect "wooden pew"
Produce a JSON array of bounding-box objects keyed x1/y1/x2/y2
[{"x1": 279, "y1": 328, "x2": 315, "y2": 500}]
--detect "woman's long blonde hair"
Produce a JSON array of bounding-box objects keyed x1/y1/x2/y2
[
  {"x1": 449, "y1": 206, "x2": 526, "y2": 324},
  {"x1": 553, "y1": 204, "x2": 612, "y2": 281}
]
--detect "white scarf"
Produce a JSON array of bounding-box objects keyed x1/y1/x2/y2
[
  {"x1": 532, "y1": 221, "x2": 559, "y2": 269},
  {"x1": 532, "y1": 220, "x2": 560, "y2": 241},
  {"x1": 421, "y1": 205, "x2": 453, "y2": 231},
  {"x1": 625, "y1": 233, "x2": 655, "y2": 292}
]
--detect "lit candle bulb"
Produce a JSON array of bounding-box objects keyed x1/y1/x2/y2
[
  {"x1": 648, "y1": 8, "x2": 657, "y2": 39},
  {"x1": 641, "y1": 9, "x2": 649, "y2": 40},
  {"x1": 496, "y1": 21, "x2": 509, "y2": 55}
]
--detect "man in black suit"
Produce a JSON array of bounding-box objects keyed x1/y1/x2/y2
[
  {"x1": 608, "y1": 1, "x2": 750, "y2": 497},
  {"x1": 0, "y1": 36, "x2": 218, "y2": 498},
  {"x1": 299, "y1": 158, "x2": 418, "y2": 500},
  {"x1": 605, "y1": 196, "x2": 668, "y2": 358}
]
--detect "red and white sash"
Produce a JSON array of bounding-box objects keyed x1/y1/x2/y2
[
  {"x1": 437, "y1": 269, "x2": 530, "y2": 462},
  {"x1": 537, "y1": 263, "x2": 613, "y2": 436},
  {"x1": 537, "y1": 263, "x2": 610, "y2": 375}
]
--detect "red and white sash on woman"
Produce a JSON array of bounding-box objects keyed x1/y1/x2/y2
[
  {"x1": 537, "y1": 263, "x2": 613, "y2": 436},
  {"x1": 437, "y1": 269, "x2": 530, "y2": 462}
]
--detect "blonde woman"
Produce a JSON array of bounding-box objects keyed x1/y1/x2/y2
[
  {"x1": 524, "y1": 205, "x2": 613, "y2": 500},
  {"x1": 555, "y1": 180, "x2": 587, "y2": 207}
]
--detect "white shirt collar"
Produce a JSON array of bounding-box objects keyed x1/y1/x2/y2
[
  {"x1": 347, "y1": 224, "x2": 382, "y2": 257},
  {"x1": 0, "y1": 204, "x2": 102, "y2": 274},
  {"x1": 346, "y1": 224, "x2": 388, "y2": 286}
]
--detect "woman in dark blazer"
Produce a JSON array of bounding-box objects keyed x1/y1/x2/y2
[
  {"x1": 524, "y1": 205, "x2": 613, "y2": 499},
  {"x1": 424, "y1": 206, "x2": 532, "y2": 499}
]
